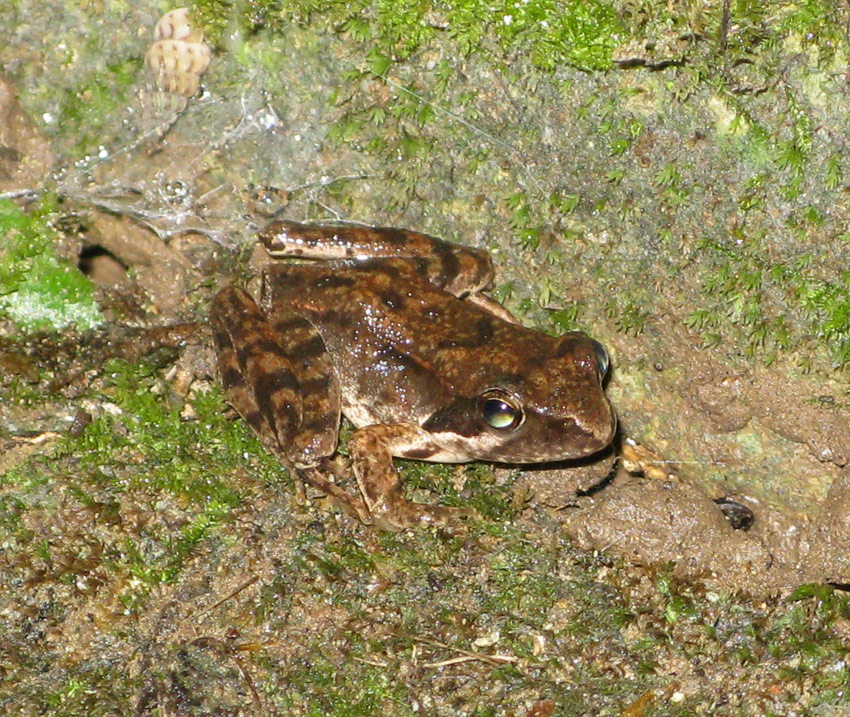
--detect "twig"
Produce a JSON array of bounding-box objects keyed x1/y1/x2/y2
[
  {"x1": 408, "y1": 635, "x2": 518, "y2": 668},
  {"x1": 195, "y1": 575, "x2": 261, "y2": 619}
]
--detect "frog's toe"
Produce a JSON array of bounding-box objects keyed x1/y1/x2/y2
[
  {"x1": 321, "y1": 454, "x2": 351, "y2": 480},
  {"x1": 298, "y1": 467, "x2": 371, "y2": 523},
  {"x1": 371, "y1": 502, "x2": 480, "y2": 532}
]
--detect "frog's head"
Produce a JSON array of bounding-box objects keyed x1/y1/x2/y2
[{"x1": 423, "y1": 332, "x2": 616, "y2": 463}]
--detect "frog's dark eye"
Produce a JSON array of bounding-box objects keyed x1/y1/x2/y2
[
  {"x1": 591, "y1": 339, "x2": 610, "y2": 378},
  {"x1": 480, "y1": 390, "x2": 523, "y2": 431}
]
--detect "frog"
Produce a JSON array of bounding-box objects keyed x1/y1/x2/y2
[{"x1": 210, "y1": 220, "x2": 616, "y2": 530}]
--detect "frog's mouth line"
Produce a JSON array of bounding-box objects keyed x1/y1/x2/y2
[{"x1": 417, "y1": 412, "x2": 615, "y2": 466}]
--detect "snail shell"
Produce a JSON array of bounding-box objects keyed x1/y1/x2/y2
[
  {"x1": 153, "y1": 7, "x2": 204, "y2": 43},
  {"x1": 144, "y1": 8, "x2": 210, "y2": 98}
]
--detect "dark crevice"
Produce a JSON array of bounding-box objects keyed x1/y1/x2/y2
[{"x1": 77, "y1": 244, "x2": 128, "y2": 276}]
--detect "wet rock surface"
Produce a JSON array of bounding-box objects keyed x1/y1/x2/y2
[{"x1": 0, "y1": 73, "x2": 54, "y2": 195}]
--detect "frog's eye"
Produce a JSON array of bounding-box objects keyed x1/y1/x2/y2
[
  {"x1": 480, "y1": 390, "x2": 523, "y2": 431},
  {"x1": 591, "y1": 339, "x2": 610, "y2": 378}
]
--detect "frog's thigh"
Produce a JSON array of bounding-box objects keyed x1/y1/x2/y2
[
  {"x1": 211, "y1": 286, "x2": 299, "y2": 462},
  {"x1": 269, "y1": 313, "x2": 341, "y2": 466},
  {"x1": 348, "y1": 424, "x2": 477, "y2": 530},
  {"x1": 210, "y1": 287, "x2": 339, "y2": 468}
]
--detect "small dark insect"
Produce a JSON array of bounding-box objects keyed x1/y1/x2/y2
[
  {"x1": 68, "y1": 409, "x2": 93, "y2": 438},
  {"x1": 714, "y1": 497, "x2": 755, "y2": 531}
]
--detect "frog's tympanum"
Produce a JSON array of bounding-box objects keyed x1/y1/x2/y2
[{"x1": 210, "y1": 221, "x2": 616, "y2": 530}]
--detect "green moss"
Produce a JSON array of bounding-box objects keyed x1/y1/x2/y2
[
  {"x1": 777, "y1": 0, "x2": 846, "y2": 63},
  {"x1": 607, "y1": 293, "x2": 651, "y2": 336},
  {"x1": 39, "y1": 670, "x2": 137, "y2": 716},
  {"x1": 549, "y1": 304, "x2": 584, "y2": 334},
  {"x1": 0, "y1": 198, "x2": 103, "y2": 332},
  {"x1": 6, "y1": 383, "x2": 850, "y2": 713},
  {"x1": 56, "y1": 57, "x2": 138, "y2": 156},
  {"x1": 38, "y1": 359, "x2": 255, "y2": 589},
  {"x1": 278, "y1": 659, "x2": 407, "y2": 715},
  {"x1": 193, "y1": 0, "x2": 621, "y2": 71},
  {"x1": 618, "y1": 0, "x2": 844, "y2": 63},
  {"x1": 684, "y1": 225, "x2": 850, "y2": 368}
]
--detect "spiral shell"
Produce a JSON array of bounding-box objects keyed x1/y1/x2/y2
[{"x1": 144, "y1": 8, "x2": 210, "y2": 98}]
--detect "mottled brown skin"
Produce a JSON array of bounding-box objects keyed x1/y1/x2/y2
[{"x1": 210, "y1": 220, "x2": 616, "y2": 530}]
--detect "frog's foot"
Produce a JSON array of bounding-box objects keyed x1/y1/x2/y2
[
  {"x1": 348, "y1": 423, "x2": 479, "y2": 532},
  {"x1": 297, "y1": 467, "x2": 371, "y2": 523},
  {"x1": 465, "y1": 292, "x2": 520, "y2": 324},
  {"x1": 299, "y1": 464, "x2": 477, "y2": 530},
  {"x1": 320, "y1": 453, "x2": 351, "y2": 481},
  {"x1": 370, "y1": 502, "x2": 480, "y2": 533}
]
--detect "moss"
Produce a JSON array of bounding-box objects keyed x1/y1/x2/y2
[
  {"x1": 56, "y1": 57, "x2": 139, "y2": 156},
  {"x1": 277, "y1": 659, "x2": 407, "y2": 715},
  {"x1": 684, "y1": 226, "x2": 850, "y2": 368},
  {"x1": 6, "y1": 384, "x2": 850, "y2": 713},
  {"x1": 193, "y1": 0, "x2": 621, "y2": 70},
  {"x1": 23, "y1": 358, "x2": 257, "y2": 592},
  {"x1": 192, "y1": 0, "x2": 848, "y2": 374},
  {"x1": 597, "y1": 2, "x2": 850, "y2": 367},
  {"x1": 610, "y1": 297, "x2": 652, "y2": 336},
  {"x1": 0, "y1": 198, "x2": 103, "y2": 332},
  {"x1": 618, "y1": 0, "x2": 844, "y2": 65}
]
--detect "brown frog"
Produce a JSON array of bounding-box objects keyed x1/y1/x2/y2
[{"x1": 210, "y1": 220, "x2": 616, "y2": 530}]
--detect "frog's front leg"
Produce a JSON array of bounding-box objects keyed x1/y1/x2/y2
[{"x1": 348, "y1": 424, "x2": 479, "y2": 531}]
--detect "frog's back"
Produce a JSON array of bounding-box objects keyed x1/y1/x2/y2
[{"x1": 264, "y1": 258, "x2": 572, "y2": 416}]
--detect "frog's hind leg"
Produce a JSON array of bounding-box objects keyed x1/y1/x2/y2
[
  {"x1": 210, "y1": 287, "x2": 371, "y2": 522},
  {"x1": 210, "y1": 286, "x2": 301, "y2": 462},
  {"x1": 464, "y1": 293, "x2": 520, "y2": 324},
  {"x1": 267, "y1": 309, "x2": 341, "y2": 467},
  {"x1": 259, "y1": 219, "x2": 495, "y2": 298}
]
